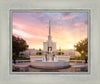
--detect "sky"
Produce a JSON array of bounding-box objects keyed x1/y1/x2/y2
[{"x1": 13, "y1": 12, "x2": 88, "y2": 50}]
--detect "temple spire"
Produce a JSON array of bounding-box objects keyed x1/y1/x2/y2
[
  {"x1": 48, "y1": 19, "x2": 52, "y2": 42},
  {"x1": 49, "y1": 19, "x2": 51, "y2": 36}
]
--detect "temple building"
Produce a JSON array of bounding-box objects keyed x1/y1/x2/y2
[
  {"x1": 19, "y1": 20, "x2": 80, "y2": 58},
  {"x1": 43, "y1": 20, "x2": 56, "y2": 52}
]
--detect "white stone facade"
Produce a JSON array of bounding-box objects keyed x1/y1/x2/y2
[{"x1": 43, "y1": 42, "x2": 56, "y2": 52}]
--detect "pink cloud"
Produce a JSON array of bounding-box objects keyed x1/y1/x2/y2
[
  {"x1": 12, "y1": 13, "x2": 88, "y2": 49},
  {"x1": 13, "y1": 20, "x2": 48, "y2": 38},
  {"x1": 62, "y1": 15, "x2": 77, "y2": 20},
  {"x1": 13, "y1": 20, "x2": 49, "y2": 49}
]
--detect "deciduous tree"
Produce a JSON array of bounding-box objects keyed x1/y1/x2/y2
[
  {"x1": 74, "y1": 38, "x2": 88, "y2": 57},
  {"x1": 12, "y1": 35, "x2": 29, "y2": 59}
]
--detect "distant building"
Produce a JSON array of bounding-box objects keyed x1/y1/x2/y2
[
  {"x1": 19, "y1": 49, "x2": 80, "y2": 57},
  {"x1": 19, "y1": 49, "x2": 38, "y2": 57},
  {"x1": 61, "y1": 49, "x2": 81, "y2": 57}
]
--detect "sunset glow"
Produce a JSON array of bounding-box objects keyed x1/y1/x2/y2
[{"x1": 13, "y1": 12, "x2": 88, "y2": 50}]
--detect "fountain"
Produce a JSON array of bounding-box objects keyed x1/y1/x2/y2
[{"x1": 30, "y1": 55, "x2": 70, "y2": 69}]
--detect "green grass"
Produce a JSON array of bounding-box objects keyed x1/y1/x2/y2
[
  {"x1": 14, "y1": 57, "x2": 30, "y2": 60},
  {"x1": 70, "y1": 56, "x2": 88, "y2": 60}
]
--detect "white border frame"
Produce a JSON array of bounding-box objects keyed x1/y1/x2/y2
[
  {"x1": 10, "y1": 9, "x2": 91, "y2": 74},
  {"x1": 0, "y1": 0, "x2": 100, "y2": 84}
]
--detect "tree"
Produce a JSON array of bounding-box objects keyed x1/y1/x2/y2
[
  {"x1": 36, "y1": 48, "x2": 42, "y2": 55},
  {"x1": 58, "y1": 47, "x2": 64, "y2": 55},
  {"x1": 74, "y1": 38, "x2": 88, "y2": 57},
  {"x1": 39, "y1": 48, "x2": 41, "y2": 51},
  {"x1": 33, "y1": 48, "x2": 35, "y2": 50},
  {"x1": 12, "y1": 35, "x2": 29, "y2": 60}
]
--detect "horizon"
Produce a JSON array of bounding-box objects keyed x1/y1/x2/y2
[
  {"x1": 13, "y1": 12, "x2": 88, "y2": 50},
  {"x1": 27, "y1": 48, "x2": 75, "y2": 51}
]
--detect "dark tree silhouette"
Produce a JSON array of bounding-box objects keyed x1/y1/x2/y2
[
  {"x1": 36, "y1": 48, "x2": 42, "y2": 55},
  {"x1": 57, "y1": 47, "x2": 64, "y2": 55},
  {"x1": 74, "y1": 38, "x2": 88, "y2": 56},
  {"x1": 12, "y1": 35, "x2": 28, "y2": 61},
  {"x1": 74, "y1": 38, "x2": 88, "y2": 63}
]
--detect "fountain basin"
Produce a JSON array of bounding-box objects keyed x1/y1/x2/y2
[
  {"x1": 30, "y1": 56, "x2": 70, "y2": 69},
  {"x1": 29, "y1": 62, "x2": 70, "y2": 69}
]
